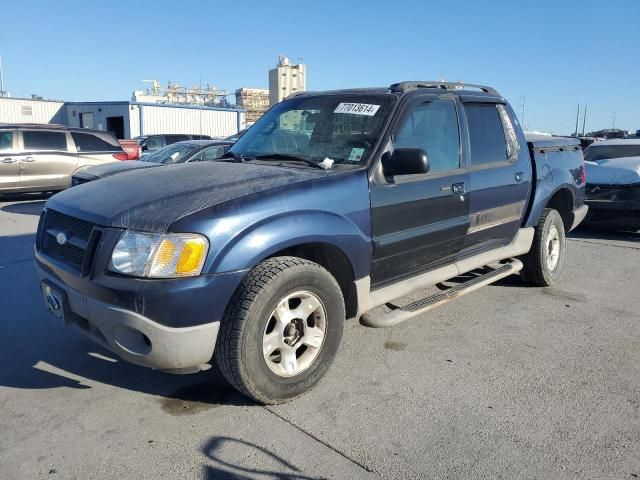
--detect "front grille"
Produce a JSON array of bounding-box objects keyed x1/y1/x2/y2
[{"x1": 40, "y1": 209, "x2": 99, "y2": 273}]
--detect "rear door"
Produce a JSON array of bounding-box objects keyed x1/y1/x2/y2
[
  {"x1": 459, "y1": 101, "x2": 531, "y2": 256},
  {"x1": 19, "y1": 130, "x2": 77, "y2": 190},
  {"x1": 369, "y1": 96, "x2": 470, "y2": 286},
  {"x1": 0, "y1": 129, "x2": 20, "y2": 190}
]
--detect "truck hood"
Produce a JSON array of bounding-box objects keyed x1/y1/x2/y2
[
  {"x1": 75, "y1": 160, "x2": 160, "y2": 180},
  {"x1": 585, "y1": 156, "x2": 640, "y2": 186},
  {"x1": 48, "y1": 161, "x2": 322, "y2": 231}
]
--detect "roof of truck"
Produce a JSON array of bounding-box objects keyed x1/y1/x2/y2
[{"x1": 291, "y1": 81, "x2": 502, "y2": 99}]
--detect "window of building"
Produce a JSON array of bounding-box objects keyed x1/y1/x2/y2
[
  {"x1": 394, "y1": 100, "x2": 460, "y2": 172},
  {"x1": 71, "y1": 132, "x2": 121, "y2": 152},
  {"x1": 23, "y1": 131, "x2": 67, "y2": 151},
  {"x1": 465, "y1": 104, "x2": 508, "y2": 166},
  {"x1": 21, "y1": 106, "x2": 33, "y2": 116}
]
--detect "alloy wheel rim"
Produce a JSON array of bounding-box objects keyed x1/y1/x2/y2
[
  {"x1": 546, "y1": 225, "x2": 561, "y2": 271},
  {"x1": 262, "y1": 290, "x2": 327, "y2": 378}
]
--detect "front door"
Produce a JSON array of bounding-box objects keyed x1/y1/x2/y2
[
  {"x1": 0, "y1": 130, "x2": 20, "y2": 190},
  {"x1": 370, "y1": 97, "x2": 470, "y2": 287}
]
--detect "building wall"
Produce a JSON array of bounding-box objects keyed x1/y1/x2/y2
[
  {"x1": 0, "y1": 98, "x2": 65, "y2": 124},
  {"x1": 138, "y1": 104, "x2": 241, "y2": 137},
  {"x1": 269, "y1": 59, "x2": 306, "y2": 106},
  {"x1": 64, "y1": 103, "x2": 132, "y2": 138}
]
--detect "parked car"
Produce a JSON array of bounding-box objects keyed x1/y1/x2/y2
[
  {"x1": 224, "y1": 128, "x2": 249, "y2": 142},
  {"x1": 583, "y1": 139, "x2": 640, "y2": 229},
  {"x1": 118, "y1": 139, "x2": 141, "y2": 160},
  {"x1": 35, "y1": 81, "x2": 587, "y2": 404},
  {"x1": 0, "y1": 124, "x2": 125, "y2": 195},
  {"x1": 71, "y1": 140, "x2": 232, "y2": 186},
  {"x1": 134, "y1": 134, "x2": 213, "y2": 155}
]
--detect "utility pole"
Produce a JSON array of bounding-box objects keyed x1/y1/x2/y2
[
  {"x1": 612, "y1": 112, "x2": 616, "y2": 130},
  {"x1": 0, "y1": 55, "x2": 6, "y2": 98},
  {"x1": 519, "y1": 96, "x2": 526, "y2": 130},
  {"x1": 575, "y1": 104, "x2": 580, "y2": 137},
  {"x1": 581, "y1": 105, "x2": 587, "y2": 136}
]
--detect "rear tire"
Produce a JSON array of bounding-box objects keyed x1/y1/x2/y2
[
  {"x1": 215, "y1": 256, "x2": 345, "y2": 404},
  {"x1": 520, "y1": 208, "x2": 566, "y2": 287}
]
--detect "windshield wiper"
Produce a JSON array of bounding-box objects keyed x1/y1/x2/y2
[
  {"x1": 219, "y1": 151, "x2": 246, "y2": 163},
  {"x1": 252, "y1": 153, "x2": 328, "y2": 170}
]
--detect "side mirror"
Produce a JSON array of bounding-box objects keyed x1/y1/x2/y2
[
  {"x1": 382, "y1": 148, "x2": 429, "y2": 177},
  {"x1": 141, "y1": 145, "x2": 149, "y2": 152}
]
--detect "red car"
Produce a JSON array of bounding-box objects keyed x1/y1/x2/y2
[{"x1": 118, "y1": 139, "x2": 141, "y2": 160}]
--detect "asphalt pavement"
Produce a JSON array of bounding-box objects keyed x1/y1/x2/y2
[{"x1": 0, "y1": 194, "x2": 638, "y2": 479}]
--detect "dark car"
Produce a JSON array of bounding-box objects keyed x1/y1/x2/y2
[
  {"x1": 224, "y1": 128, "x2": 249, "y2": 142},
  {"x1": 583, "y1": 139, "x2": 640, "y2": 229},
  {"x1": 36, "y1": 81, "x2": 587, "y2": 404},
  {"x1": 71, "y1": 140, "x2": 232, "y2": 186},
  {"x1": 134, "y1": 134, "x2": 214, "y2": 155}
]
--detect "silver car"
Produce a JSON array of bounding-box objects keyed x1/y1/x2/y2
[{"x1": 0, "y1": 124, "x2": 126, "y2": 195}]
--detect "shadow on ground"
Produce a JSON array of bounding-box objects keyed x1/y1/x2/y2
[
  {"x1": 0, "y1": 233, "x2": 253, "y2": 410},
  {"x1": 1, "y1": 200, "x2": 47, "y2": 216},
  {"x1": 201, "y1": 437, "x2": 329, "y2": 480},
  {"x1": 570, "y1": 226, "x2": 640, "y2": 243}
]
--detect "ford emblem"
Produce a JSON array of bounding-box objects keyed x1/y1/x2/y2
[{"x1": 56, "y1": 232, "x2": 68, "y2": 245}]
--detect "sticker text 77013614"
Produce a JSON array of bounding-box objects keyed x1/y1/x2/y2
[{"x1": 334, "y1": 103, "x2": 381, "y2": 116}]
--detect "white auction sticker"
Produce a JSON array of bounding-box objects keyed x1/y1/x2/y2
[{"x1": 334, "y1": 103, "x2": 381, "y2": 116}]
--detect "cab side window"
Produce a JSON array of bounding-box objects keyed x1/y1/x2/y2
[
  {"x1": 465, "y1": 104, "x2": 508, "y2": 166},
  {"x1": 202, "y1": 146, "x2": 225, "y2": 161},
  {"x1": 394, "y1": 100, "x2": 460, "y2": 173}
]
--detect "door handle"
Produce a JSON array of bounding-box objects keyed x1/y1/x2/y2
[
  {"x1": 1, "y1": 157, "x2": 16, "y2": 164},
  {"x1": 22, "y1": 156, "x2": 36, "y2": 162},
  {"x1": 452, "y1": 182, "x2": 466, "y2": 195},
  {"x1": 515, "y1": 172, "x2": 524, "y2": 183}
]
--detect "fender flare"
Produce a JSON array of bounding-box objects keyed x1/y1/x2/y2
[{"x1": 209, "y1": 210, "x2": 371, "y2": 279}]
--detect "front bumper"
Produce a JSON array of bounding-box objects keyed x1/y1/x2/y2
[{"x1": 37, "y1": 264, "x2": 220, "y2": 372}]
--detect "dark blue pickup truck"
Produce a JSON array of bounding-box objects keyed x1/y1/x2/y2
[{"x1": 35, "y1": 82, "x2": 588, "y2": 404}]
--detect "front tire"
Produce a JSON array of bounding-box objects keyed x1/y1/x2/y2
[
  {"x1": 215, "y1": 256, "x2": 345, "y2": 404},
  {"x1": 520, "y1": 208, "x2": 566, "y2": 286}
]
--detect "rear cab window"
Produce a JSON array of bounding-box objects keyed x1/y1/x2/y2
[
  {"x1": 71, "y1": 132, "x2": 121, "y2": 152},
  {"x1": 22, "y1": 131, "x2": 68, "y2": 151},
  {"x1": 465, "y1": 103, "x2": 508, "y2": 166}
]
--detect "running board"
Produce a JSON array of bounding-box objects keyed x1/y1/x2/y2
[{"x1": 360, "y1": 259, "x2": 523, "y2": 328}]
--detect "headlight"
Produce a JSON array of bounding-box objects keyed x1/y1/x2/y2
[{"x1": 109, "y1": 230, "x2": 209, "y2": 278}]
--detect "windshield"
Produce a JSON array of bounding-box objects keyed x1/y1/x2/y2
[
  {"x1": 230, "y1": 94, "x2": 396, "y2": 166},
  {"x1": 584, "y1": 144, "x2": 640, "y2": 162},
  {"x1": 141, "y1": 143, "x2": 199, "y2": 164}
]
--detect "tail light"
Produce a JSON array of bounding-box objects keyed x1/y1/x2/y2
[
  {"x1": 113, "y1": 153, "x2": 129, "y2": 161},
  {"x1": 580, "y1": 158, "x2": 586, "y2": 184}
]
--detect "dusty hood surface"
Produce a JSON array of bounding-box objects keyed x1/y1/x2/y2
[
  {"x1": 76, "y1": 160, "x2": 160, "y2": 180},
  {"x1": 48, "y1": 161, "x2": 321, "y2": 231},
  {"x1": 585, "y1": 156, "x2": 640, "y2": 186}
]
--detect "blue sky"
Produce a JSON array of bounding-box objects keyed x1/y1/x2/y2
[{"x1": 1, "y1": 0, "x2": 638, "y2": 134}]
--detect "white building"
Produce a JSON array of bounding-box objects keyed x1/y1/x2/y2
[
  {"x1": 268, "y1": 56, "x2": 306, "y2": 106},
  {"x1": 0, "y1": 97, "x2": 245, "y2": 139}
]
